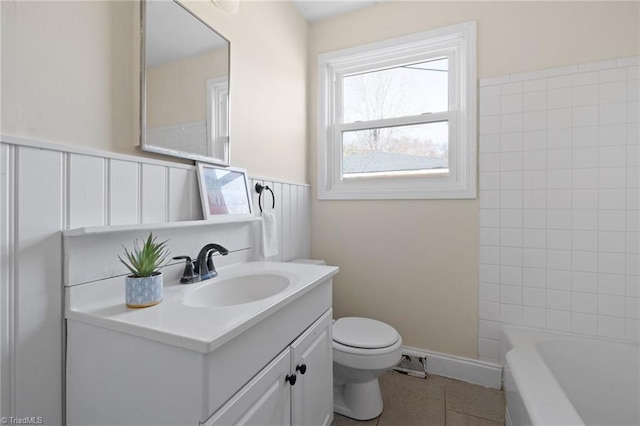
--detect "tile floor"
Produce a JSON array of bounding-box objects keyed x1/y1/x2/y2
[{"x1": 332, "y1": 371, "x2": 505, "y2": 426}]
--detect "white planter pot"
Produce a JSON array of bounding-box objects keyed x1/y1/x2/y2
[{"x1": 125, "y1": 273, "x2": 163, "y2": 308}]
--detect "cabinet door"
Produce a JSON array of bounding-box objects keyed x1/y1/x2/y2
[
  {"x1": 205, "y1": 349, "x2": 291, "y2": 426},
  {"x1": 290, "y1": 309, "x2": 333, "y2": 426}
]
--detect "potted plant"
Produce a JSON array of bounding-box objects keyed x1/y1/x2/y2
[{"x1": 118, "y1": 233, "x2": 170, "y2": 308}]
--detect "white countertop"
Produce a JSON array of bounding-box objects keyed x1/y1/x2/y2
[{"x1": 65, "y1": 261, "x2": 338, "y2": 353}]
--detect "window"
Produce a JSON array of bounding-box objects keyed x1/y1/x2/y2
[{"x1": 317, "y1": 22, "x2": 477, "y2": 199}]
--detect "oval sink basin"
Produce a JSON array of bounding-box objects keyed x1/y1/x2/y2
[{"x1": 183, "y1": 273, "x2": 290, "y2": 308}]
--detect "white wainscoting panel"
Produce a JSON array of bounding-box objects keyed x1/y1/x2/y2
[{"x1": 0, "y1": 136, "x2": 311, "y2": 425}]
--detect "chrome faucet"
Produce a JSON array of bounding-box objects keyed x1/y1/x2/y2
[
  {"x1": 196, "y1": 243, "x2": 229, "y2": 280},
  {"x1": 173, "y1": 243, "x2": 229, "y2": 284}
]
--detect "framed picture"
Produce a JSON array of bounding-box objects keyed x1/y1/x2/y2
[{"x1": 196, "y1": 163, "x2": 253, "y2": 219}]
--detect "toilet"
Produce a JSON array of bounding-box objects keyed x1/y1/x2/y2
[
  {"x1": 332, "y1": 317, "x2": 402, "y2": 420},
  {"x1": 290, "y1": 259, "x2": 403, "y2": 421}
]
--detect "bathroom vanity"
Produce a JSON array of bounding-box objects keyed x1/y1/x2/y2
[{"x1": 63, "y1": 223, "x2": 337, "y2": 426}]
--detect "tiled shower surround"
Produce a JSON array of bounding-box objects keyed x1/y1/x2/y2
[{"x1": 478, "y1": 57, "x2": 640, "y2": 362}]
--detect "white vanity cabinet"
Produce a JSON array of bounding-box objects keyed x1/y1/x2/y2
[
  {"x1": 65, "y1": 264, "x2": 337, "y2": 426},
  {"x1": 206, "y1": 309, "x2": 333, "y2": 426}
]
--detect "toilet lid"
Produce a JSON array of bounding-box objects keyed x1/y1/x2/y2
[{"x1": 333, "y1": 317, "x2": 399, "y2": 349}]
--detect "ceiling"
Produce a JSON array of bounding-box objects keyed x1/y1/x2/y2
[{"x1": 292, "y1": 0, "x2": 385, "y2": 23}]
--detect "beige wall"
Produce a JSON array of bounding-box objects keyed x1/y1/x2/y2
[
  {"x1": 309, "y1": 1, "x2": 639, "y2": 358},
  {"x1": 1, "y1": 0, "x2": 309, "y2": 182}
]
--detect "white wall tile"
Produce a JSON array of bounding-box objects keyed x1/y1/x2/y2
[
  {"x1": 523, "y1": 111, "x2": 547, "y2": 131},
  {"x1": 501, "y1": 133, "x2": 523, "y2": 152},
  {"x1": 573, "y1": 71, "x2": 599, "y2": 86},
  {"x1": 572, "y1": 189, "x2": 597, "y2": 210},
  {"x1": 524, "y1": 78, "x2": 547, "y2": 92},
  {"x1": 478, "y1": 320, "x2": 502, "y2": 340},
  {"x1": 547, "y1": 268, "x2": 571, "y2": 290},
  {"x1": 573, "y1": 105, "x2": 598, "y2": 127},
  {"x1": 599, "y1": 168, "x2": 626, "y2": 188},
  {"x1": 479, "y1": 59, "x2": 639, "y2": 359},
  {"x1": 573, "y1": 271, "x2": 598, "y2": 293},
  {"x1": 573, "y1": 292, "x2": 598, "y2": 314},
  {"x1": 598, "y1": 273, "x2": 626, "y2": 296},
  {"x1": 501, "y1": 82, "x2": 524, "y2": 95},
  {"x1": 572, "y1": 168, "x2": 598, "y2": 189},
  {"x1": 523, "y1": 307, "x2": 546, "y2": 328},
  {"x1": 572, "y1": 312, "x2": 598, "y2": 334},
  {"x1": 548, "y1": 88, "x2": 573, "y2": 109},
  {"x1": 523, "y1": 209, "x2": 546, "y2": 228},
  {"x1": 523, "y1": 150, "x2": 547, "y2": 170},
  {"x1": 600, "y1": 103, "x2": 627, "y2": 125},
  {"x1": 600, "y1": 81, "x2": 627, "y2": 104},
  {"x1": 523, "y1": 229, "x2": 546, "y2": 248},
  {"x1": 478, "y1": 338, "x2": 501, "y2": 359},
  {"x1": 548, "y1": 290, "x2": 571, "y2": 311},
  {"x1": 600, "y1": 67, "x2": 627, "y2": 83},
  {"x1": 573, "y1": 127, "x2": 599, "y2": 147},
  {"x1": 572, "y1": 210, "x2": 598, "y2": 230},
  {"x1": 548, "y1": 210, "x2": 571, "y2": 229},
  {"x1": 523, "y1": 287, "x2": 546, "y2": 307},
  {"x1": 572, "y1": 147, "x2": 599, "y2": 168},
  {"x1": 523, "y1": 266, "x2": 546, "y2": 287},
  {"x1": 523, "y1": 130, "x2": 547, "y2": 151},
  {"x1": 500, "y1": 170, "x2": 522, "y2": 191},
  {"x1": 501, "y1": 209, "x2": 523, "y2": 228},
  {"x1": 502, "y1": 94, "x2": 523, "y2": 114},
  {"x1": 578, "y1": 59, "x2": 616, "y2": 73},
  {"x1": 523, "y1": 249, "x2": 547, "y2": 269},
  {"x1": 547, "y1": 150, "x2": 572, "y2": 170},
  {"x1": 572, "y1": 251, "x2": 598, "y2": 273},
  {"x1": 479, "y1": 134, "x2": 501, "y2": 154},
  {"x1": 501, "y1": 285, "x2": 522, "y2": 305},
  {"x1": 480, "y1": 115, "x2": 501, "y2": 135},
  {"x1": 479, "y1": 282, "x2": 500, "y2": 302},
  {"x1": 479, "y1": 153, "x2": 501, "y2": 171},
  {"x1": 480, "y1": 96, "x2": 501, "y2": 116},
  {"x1": 616, "y1": 56, "x2": 640, "y2": 67},
  {"x1": 572, "y1": 230, "x2": 598, "y2": 251},
  {"x1": 547, "y1": 309, "x2": 571, "y2": 331},
  {"x1": 524, "y1": 91, "x2": 547, "y2": 112},
  {"x1": 500, "y1": 304, "x2": 523, "y2": 324},
  {"x1": 598, "y1": 315, "x2": 626, "y2": 338},
  {"x1": 479, "y1": 301, "x2": 500, "y2": 321},
  {"x1": 573, "y1": 85, "x2": 598, "y2": 106},
  {"x1": 599, "y1": 210, "x2": 626, "y2": 232},
  {"x1": 547, "y1": 128, "x2": 572, "y2": 149},
  {"x1": 548, "y1": 108, "x2": 572, "y2": 129},
  {"x1": 501, "y1": 113, "x2": 524, "y2": 133}
]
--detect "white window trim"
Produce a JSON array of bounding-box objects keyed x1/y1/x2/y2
[{"x1": 317, "y1": 21, "x2": 477, "y2": 200}]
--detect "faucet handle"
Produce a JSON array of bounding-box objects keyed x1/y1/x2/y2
[{"x1": 173, "y1": 256, "x2": 200, "y2": 284}]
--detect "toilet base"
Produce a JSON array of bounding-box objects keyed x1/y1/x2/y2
[{"x1": 333, "y1": 379, "x2": 383, "y2": 421}]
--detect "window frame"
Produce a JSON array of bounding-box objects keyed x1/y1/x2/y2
[{"x1": 317, "y1": 21, "x2": 477, "y2": 200}]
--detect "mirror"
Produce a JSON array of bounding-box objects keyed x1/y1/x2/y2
[{"x1": 141, "y1": 0, "x2": 230, "y2": 165}]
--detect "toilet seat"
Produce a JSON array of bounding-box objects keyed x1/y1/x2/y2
[{"x1": 333, "y1": 317, "x2": 399, "y2": 349}]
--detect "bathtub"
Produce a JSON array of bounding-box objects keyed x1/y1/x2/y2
[{"x1": 502, "y1": 326, "x2": 639, "y2": 426}]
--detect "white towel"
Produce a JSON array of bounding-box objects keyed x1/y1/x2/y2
[{"x1": 261, "y1": 210, "x2": 278, "y2": 258}]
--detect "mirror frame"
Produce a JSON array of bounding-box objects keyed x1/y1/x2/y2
[{"x1": 139, "y1": 0, "x2": 231, "y2": 166}]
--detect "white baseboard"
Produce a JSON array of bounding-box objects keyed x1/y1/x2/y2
[{"x1": 402, "y1": 345, "x2": 503, "y2": 389}]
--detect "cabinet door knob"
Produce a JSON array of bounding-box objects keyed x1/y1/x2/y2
[
  {"x1": 285, "y1": 374, "x2": 297, "y2": 386},
  {"x1": 295, "y1": 364, "x2": 307, "y2": 375}
]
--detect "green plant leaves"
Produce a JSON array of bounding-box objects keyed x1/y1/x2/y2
[{"x1": 118, "y1": 233, "x2": 170, "y2": 278}]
